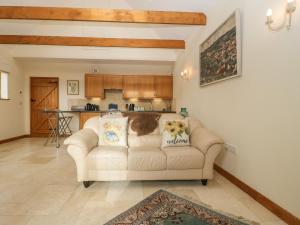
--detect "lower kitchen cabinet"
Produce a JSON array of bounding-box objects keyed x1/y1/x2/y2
[{"x1": 79, "y1": 112, "x2": 100, "y2": 129}]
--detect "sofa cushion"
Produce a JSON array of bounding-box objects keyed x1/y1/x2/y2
[
  {"x1": 162, "y1": 146, "x2": 205, "y2": 170},
  {"x1": 128, "y1": 147, "x2": 167, "y2": 171},
  {"x1": 83, "y1": 116, "x2": 100, "y2": 135},
  {"x1": 128, "y1": 134, "x2": 161, "y2": 148},
  {"x1": 87, "y1": 146, "x2": 128, "y2": 170},
  {"x1": 188, "y1": 117, "x2": 204, "y2": 134}
]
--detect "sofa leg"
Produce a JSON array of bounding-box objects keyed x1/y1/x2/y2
[
  {"x1": 201, "y1": 179, "x2": 208, "y2": 186},
  {"x1": 83, "y1": 181, "x2": 93, "y2": 188}
]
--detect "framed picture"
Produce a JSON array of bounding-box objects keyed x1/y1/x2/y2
[
  {"x1": 67, "y1": 80, "x2": 79, "y2": 95},
  {"x1": 200, "y1": 9, "x2": 242, "y2": 87}
]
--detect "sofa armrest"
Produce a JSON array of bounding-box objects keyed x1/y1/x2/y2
[
  {"x1": 64, "y1": 128, "x2": 98, "y2": 153},
  {"x1": 64, "y1": 129, "x2": 98, "y2": 182},
  {"x1": 191, "y1": 126, "x2": 224, "y2": 155},
  {"x1": 191, "y1": 126, "x2": 224, "y2": 179}
]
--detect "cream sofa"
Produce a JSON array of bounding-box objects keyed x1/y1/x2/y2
[{"x1": 64, "y1": 114, "x2": 223, "y2": 188}]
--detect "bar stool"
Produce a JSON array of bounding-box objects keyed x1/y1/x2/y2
[
  {"x1": 59, "y1": 113, "x2": 73, "y2": 136},
  {"x1": 44, "y1": 112, "x2": 58, "y2": 146},
  {"x1": 44, "y1": 111, "x2": 73, "y2": 146}
]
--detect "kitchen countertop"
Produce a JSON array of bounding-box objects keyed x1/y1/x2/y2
[
  {"x1": 80, "y1": 110, "x2": 176, "y2": 113},
  {"x1": 43, "y1": 109, "x2": 176, "y2": 114}
]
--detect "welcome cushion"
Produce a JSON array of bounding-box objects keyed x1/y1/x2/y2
[{"x1": 161, "y1": 118, "x2": 190, "y2": 148}]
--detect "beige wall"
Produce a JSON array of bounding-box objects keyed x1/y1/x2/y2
[
  {"x1": 174, "y1": 0, "x2": 300, "y2": 217},
  {"x1": 0, "y1": 51, "x2": 25, "y2": 140},
  {"x1": 21, "y1": 60, "x2": 174, "y2": 133}
]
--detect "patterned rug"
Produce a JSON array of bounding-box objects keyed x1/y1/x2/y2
[{"x1": 104, "y1": 190, "x2": 258, "y2": 225}]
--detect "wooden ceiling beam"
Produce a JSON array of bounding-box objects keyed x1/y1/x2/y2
[
  {"x1": 0, "y1": 6, "x2": 206, "y2": 25},
  {"x1": 0, "y1": 35, "x2": 185, "y2": 49}
]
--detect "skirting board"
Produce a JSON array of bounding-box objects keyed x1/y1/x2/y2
[
  {"x1": 0, "y1": 135, "x2": 30, "y2": 144},
  {"x1": 214, "y1": 164, "x2": 300, "y2": 225}
]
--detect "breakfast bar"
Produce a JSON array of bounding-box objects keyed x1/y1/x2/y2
[{"x1": 43, "y1": 109, "x2": 175, "y2": 148}]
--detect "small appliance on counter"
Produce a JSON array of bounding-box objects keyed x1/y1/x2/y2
[
  {"x1": 180, "y1": 108, "x2": 188, "y2": 118},
  {"x1": 71, "y1": 105, "x2": 86, "y2": 111},
  {"x1": 85, "y1": 103, "x2": 100, "y2": 111},
  {"x1": 134, "y1": 106, "x2": 145, "y2": 111},
  {"x1": 128, "y1": 104, "x2": 135, "y2": 111},
  {"x1": 108, "y1": 103, "x2": 118, "y2": 111}
]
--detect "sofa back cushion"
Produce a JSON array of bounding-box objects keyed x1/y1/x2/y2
[
  {"x1": 128, "y1": 119, "x2": 160, "y2": 136},
  {"x1": 188, "y1": 117, "x2": 204, "y2": 134},
  {"x1": 83, "y1": 116, "x2": 100, "y2": 134},
  {"x1": 128, "y1": 134, "x2": 161, "y2": 148},
  {"x1": 159, "y1": 114, "x2": 183, "y2": 133}
]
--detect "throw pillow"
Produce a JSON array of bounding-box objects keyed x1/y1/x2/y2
[
  {"x1": 161, "y1": 119, "x2": 190, "y2": 148},
  {"x1": 99, "y1": 117, "x2": 128, "y2": 147}
]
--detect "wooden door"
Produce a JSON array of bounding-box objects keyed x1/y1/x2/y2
[
  {"x1": 123, "y1": 75, "x2": 139, "y2": 99},
  {"x1": 154, "y1": 76, "x2": 173, "y2": 99},
  {"x1": 30, "y1": 77, "x2": 59, "y2": 136},
  {"x1": 85, "y1": 74, "x2": 104, "y2": 98},
  {"x1": 103, "y1": 75, "x2": 123, "y2": 90},
  {"x1": 138, "y1": 75, "x2": 155, "y2": 99}
]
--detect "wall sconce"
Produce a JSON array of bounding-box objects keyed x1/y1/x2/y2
[
  {"x1": 266, "y1": 0, "x2": 297, "y2": 31},
  {"x1": 180, "y1": 69, "x2": 190, "y2": 80}
]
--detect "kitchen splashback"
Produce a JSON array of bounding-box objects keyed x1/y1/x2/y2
[{"x1": 67, "y1": 90, "x2": 174, "y2": 111}]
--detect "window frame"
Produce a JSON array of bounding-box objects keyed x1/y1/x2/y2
[{"x1": 0, "y1": 70, "x2": 10, "y2": 100}]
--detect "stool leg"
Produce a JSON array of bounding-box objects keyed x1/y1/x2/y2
[{"x1": 65, "y1": 117, "x2": 73, "y2": 135}]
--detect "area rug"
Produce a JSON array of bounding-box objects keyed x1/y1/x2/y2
[{"x1": 104, "y1": 190, "x2": 259, "y2": 225}]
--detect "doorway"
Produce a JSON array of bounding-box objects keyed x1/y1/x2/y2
[{"x1": 30, "y1": 77, "x2": 59, "y2": 136}]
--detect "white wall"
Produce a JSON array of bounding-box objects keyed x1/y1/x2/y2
[
  {"x1": 174, "y1": 0, "x2": 300, "y2": 217},
  {"x1": 0, "y1": 50, "x2": 25, "y2": 140},
  {"x1": 21, "y1": 60, "x2": 174, "y2": 133}
]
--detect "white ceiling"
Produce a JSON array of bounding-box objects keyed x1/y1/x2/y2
[{"x1": 0, "y1": 0, "x2": 214, "y2": 62}]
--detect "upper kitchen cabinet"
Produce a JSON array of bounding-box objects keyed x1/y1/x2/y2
[
  {"x1": 103, "y1": 75, "x2": 123, "y2": 90},
  {"x1": 154, "y1": 76, "x2": 173, "y2": 99},
  {"x1": 123, "y1": 75, "x2": 155, "y2": 99},
  {"x1": 138, "y1": 75, "x2": 155, "y2": 99},
  {"x1": 85, "y1": 74, "x2": 104, "y2": 99},
  {"x1": 123, "y1": 75, "x2": 139, "y2": 99}
]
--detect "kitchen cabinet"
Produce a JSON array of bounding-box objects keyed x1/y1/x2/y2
[
  {"x1": 154, "y1": 76, "x2": 173, "y2": 99},
  {"x1": 138, "y1": 75, "x2": 155, "y2": 99},
  {"x1": 123, "y1": 75, "x2": 155, "y2": 99},
  {"x1": 85, "y1": 74, "x2": 173, "y2": 100},
  {"x1": 122, "y1": 75, "x2": 139, "y2": 99},
  {"x1": 80, "y1": 112, "x2": 100, "y2": 129},
  {"x1": 85, "y1": 74, "x2": 104, "y2": 98},
  {"x1": 103, "y1": 75, "x2": 123, "y2": 90}
]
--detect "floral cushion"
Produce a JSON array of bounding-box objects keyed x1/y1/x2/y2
[
  {"x1": 99, "y1": 117, "x2": 128, "y2": 147},
  {"x1": 161, "y1": 119, "x2": 190, "y2": 148}
]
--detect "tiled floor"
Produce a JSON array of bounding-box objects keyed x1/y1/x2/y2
[{"x1": 0, "y1": 138, "x2": 286, "y2": 225}]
